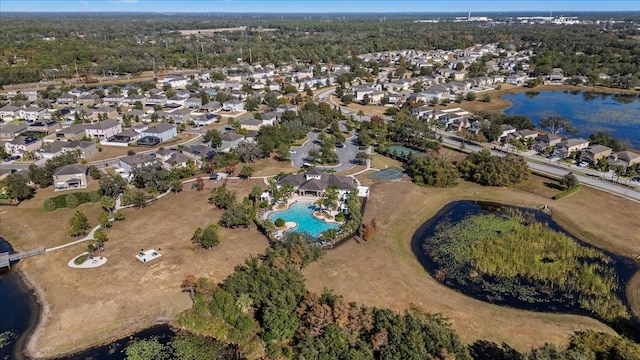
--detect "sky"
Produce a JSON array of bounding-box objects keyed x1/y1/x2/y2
[{"x1": 1, "y1": 0, "x2": 638, "y2": 13}]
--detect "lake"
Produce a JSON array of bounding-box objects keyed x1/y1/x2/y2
[{"x1": 502, "y1": 91, "x2": 640, "y2": 149}]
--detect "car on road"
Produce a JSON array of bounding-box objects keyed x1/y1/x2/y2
[
  {"x1": 7, "y1": 155, "x2": 21, "y2": 161},
  {"x1": 289, "y1": 150, "x2": 297, "y2": 154},
  {"x1": 578, "y1": 161, "x2": 589, "y2": 167}
]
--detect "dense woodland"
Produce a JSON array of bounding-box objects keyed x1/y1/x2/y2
[{"x1": 1, "y1": 13, "x2": 639, "y2": 86}]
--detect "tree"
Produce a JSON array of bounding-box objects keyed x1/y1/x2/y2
[
  {"x1": 465, "y1": 92, "x2": 476, "y2": 101},
  {"x1": 2, "y1": 173, "x2": 33, "y2": 202},
  {"x1": 99, "y1": 174, "x2": 125, "y2": 198},
  {"x1": 208, "y1": 186, "x2": 236, "y2": 210},
  {"x1": 204, "y1": 129, "x2": 222, "y2": 148},
  {"x1": 219, "y1": 202, "x2": 255, "y2": 228},
  {"x1": 559, "y1": 172, "x2": 579, "y2": 190},
  {"x1": 68, "y1": 210, "x2": 90, "y2": 237},
  {"x1": 249, "y1": 186, "x2": 262, "y2": 207},
  {"x1": 482, "y1": 94, "x2": 492, "y2": 103},
  {"x1": 100, "y1": 195, "x2": 116, "y2": 213},
  {"x1": 93, "y1": 228, "x2": 108, "y2": 246},
  {"x1": 236, "y1": 142, "x2": 263, "y2": 163},
  {"x1": 97, "y1": 211, "x2": 112, "y2": 229},
  {"x1": 540, "y1": 115, "x2": 576, "y2": 135},
  {"x1": 239, "y1": 165, "x2": 254, "y2": 179},
  {"x1": 170, "y1": 179, "x2": 183, "y2": 193},
  {"x1": 191, "y1": 224, "x2": 221, "y2": 249},
  {"x1": 244, "y1": 96, "x2": 260, "y2": 111},
  {"x1": 355, "y1": 151, "x2": 370, "y2": 165},
  {"x1": 480, "y1": 121, "x2": 502, "y2": 142}
]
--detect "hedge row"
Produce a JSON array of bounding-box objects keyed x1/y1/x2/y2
[
  {"x1": 553, "y1": 185, "x2": 582, "y2": 200},
  {"x1": 43, "y1": 191, "x2": 101, "y2": 211}
]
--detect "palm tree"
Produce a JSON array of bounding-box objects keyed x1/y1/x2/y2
[
  {"x1": 323, "y1": 187, "x2": 340, "y2": 213},
  {"x1": 314, "y1": 197, "x2": 324, "y2": 213},
  {"x1": 249, "y1": 186, "x2": 262, "y2": 207}
]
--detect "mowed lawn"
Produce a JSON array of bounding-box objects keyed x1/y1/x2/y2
[
  {"x1": 3, "y1": 179, "x2": 270, "y2": 358},
  {"x1": 303, "y1": 175, "x2": 640, "y2": 352}
]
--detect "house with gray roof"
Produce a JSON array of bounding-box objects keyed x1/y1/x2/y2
[
  {"x1": 140, "y1": 123, "x2": 177, "y2": 143},
  {"x1": 39, "y1": 140, "x2": 98, "y2": 159},
  {"x1": 219, "y1": 132, "x2": 245, "y2": 152},
  {"x1": 277, "y1": 168, "x2": 356, "y2": 197},
  {"x1": 56, "y1": 124, "x2": 88, "y2": 140},
  {"x1": 0, "y1": 124, "x2": 29, "y2": 139},
  {"x1": 53, "y1": 164, "x2": 88, "y2": 191}
]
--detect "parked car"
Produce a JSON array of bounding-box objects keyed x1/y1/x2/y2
[{"x1": 578, "y1": 161, "x2": 589, "y2": 167}]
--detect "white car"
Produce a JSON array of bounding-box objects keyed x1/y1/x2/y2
[
  {"x1": 578, "y1": 161, "x2": 589, "y2": 167},
  {"x1": 289, "y1": 150, "x2": 296, "y2": 154}
]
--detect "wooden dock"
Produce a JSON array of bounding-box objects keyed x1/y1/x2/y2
[{"x1": 0, "y1": 248, "x2": 46, "y2": 269}]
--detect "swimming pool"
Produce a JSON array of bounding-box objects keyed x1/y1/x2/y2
[{"x1": 268, "y1": 201, "x2": 339, "y2": 238}]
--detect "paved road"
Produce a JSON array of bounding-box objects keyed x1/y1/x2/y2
[{"x1": 436, "y1": 130, "x2": 640, "y2": 202}]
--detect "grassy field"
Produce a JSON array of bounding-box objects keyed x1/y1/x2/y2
[
  {"x1": 2, "y1": 179, "x2": 269, "y2": 358},
  {"x1": 303, "y1": 174, "x2": 640, "y2": 352}
]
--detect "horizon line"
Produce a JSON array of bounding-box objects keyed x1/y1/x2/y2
[{"x1": 3, "y1": 10, "x2": 639, "y2": 14}]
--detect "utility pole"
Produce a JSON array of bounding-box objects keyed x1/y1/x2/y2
[{"x1": 249, "y1": 48, "x2": 252, "y2": 64}]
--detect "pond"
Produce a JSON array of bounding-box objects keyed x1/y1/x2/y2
[
  {"x1": 502, "y1": 91, "x2": 640, "y2": 149},
  {"x1": 269, "y1": 201, "x2": 338, "y2": 238},
  {"x1": 411, "y1": 201, "x2": 639, "y2": 330}
]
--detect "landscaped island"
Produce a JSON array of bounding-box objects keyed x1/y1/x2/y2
[{"x1": 416, "y1": 201, "x2": 637, "y2": 331}]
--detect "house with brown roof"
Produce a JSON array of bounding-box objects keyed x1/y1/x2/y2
[
  {"x1": 56, "y1": 124, "x2": 88, "y2": 140},
  {"x1": 53, "y1": 164, "x2": 88, "y2": 191},
  {"x1": 277, "y1": 168, "x2": 356, "y2": 197},
  {"x1": 608, "y1": 151, "x2": 640, "y2": 168}
]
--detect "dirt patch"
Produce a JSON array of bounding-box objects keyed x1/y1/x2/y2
[
  {"x1": 304, "y1": 176, "x2": 640, "y2": 352},
  {"x1": 3, "y1": 179, "x2": 269, "y2": 357}
]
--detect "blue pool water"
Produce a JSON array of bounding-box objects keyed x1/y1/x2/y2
[
  {"x1": 502, "y1": 91, "x2": 640, "y2": 149},
  {"x1": 268, "y1": 202, "x2": 338, "y2": 238}
]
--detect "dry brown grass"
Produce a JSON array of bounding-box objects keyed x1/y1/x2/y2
[
  {"x1": 248, "y1": 157, "x2": 298, "y2": 177},
  {"x1": 303, "y1": 174, "x2": 640, "y2": 352},
  {"x1": 3, "y1": 179, "x2": 269, "y2": 357}
]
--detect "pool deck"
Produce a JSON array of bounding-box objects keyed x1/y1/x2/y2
[{"x1": 262, "y1": 195, "x2": 344, "y2": 226}]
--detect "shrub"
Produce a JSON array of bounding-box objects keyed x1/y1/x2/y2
[
  {"x1": 553, "y1": 185, "x2": 582, "y2": 200},
  {"x1": 259, "y1": 200, "x2": 269, "y2": 208},
  {"x1": 334, "y1": 212, "x2": 346, "y2": 222},
  {"x1": 43, "y1": 198, "x2": 56, "y2": 211},
  {"x1": 127, "y1": 149, "x2": 136, "y2": 156},
  {"x1": 275, "y1": 218, "x2": 285, "y2": 227},
  {"x1": 88, "y1": 191, "x2": 102, "y2": 202},
  {"x1": 73, "y1": 254, "x2": 88, "y2": 265},
  {"x1": 114, "y1": 211, "x2": 126, "y2": 221},
  {"x1": 65, "y1": 193, "x2": 79, "y2": 208},
  {"x1": 88, "y1": 165, "x2": 102, "y2": 180}
]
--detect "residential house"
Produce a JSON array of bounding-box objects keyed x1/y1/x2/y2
[
  {"x1": 260, "y1": 111, "x2": 278, "y2": 126},
  {"x1": 109, "y1": 128, "x2": 141, "y2": 143},
  {"x1": 56, "y1": 93, "x2": 77, "y2": 106},
  {"x1": 0, "y1": 105, "x2": 20, "y2": 121},
  {"x1": 39, "y1": 140, "x2": 98, "y2": 159},
  {"x1": 27, "y1": 120, "x2": 61, "y2": 134},
  {"x1": 76, "y1": 93, "x2": 101, "y2": 106},
  {"x1": 201, "y1": 101, "x2": 222, "y2": 113},
  {"x1": 53, "y1": 164, "x2": 89, "y2": 191},
  {"x1": 86, "y1": 119, "x2": 122, "y2": 140},
  {"x1": 579, "y1": 145, "x2": 612, "y2": 164},
  {"x1": 184, "y1": 97, "x2": 202, "y2": 109},
  {"x1": 239, "y1": 118, "x2": 264, "y2": 132},
  {"x1": 510, "y1": 129, "x2": 539, "y2": 140},
  {"x1": 193, "y1": 113, "x2": 218, "y2": 127},
  {"x1": 277, "y1": 168, "x2": 356, "y2": 197},
  {"x1": 182, "y1": 144, "x2": 216, "y2": 162},
  {"x1": 166, "y1": 95, "x2": 187, "y2": 107},
  {"x1": 123, "y1": 94, "x2": 146, "y2": 106},
  {"x1": 222, "y1": 99, "x2": 244, "y2": 112},
  {"x1": 506, "y1": 73, "x2": 528, "y2": 86},
  {"x1": 353, "y1": 86, "x2": 376, "y2": 101},
  {"x1": 219, "y1": 132, "x2": 245, "y2": 152},
  {"x1": 498, "y1": 124, "x2": 517, "y2": 141},
  {"x1": 534, "y1": 133, "x2": 562, "y2": 152},
  {"x1": 608, "y1": 151, "x2": 640, "y2": 168},
  {"x1": 119, "y1": 154, "x2": 157, "y2": 173},
  {"x1": 102, "y1": 94, "x2": 123, "y2": 106},
  {"x1": 276, "y1": 104, "x2": 298, "y2": 113},
  {"x1": 140, "y1": 123, "x2": 177, "y2": 143},
  {"x1": 146, "y1": 95, "x2": 168, "y2": 107},
  {"x1": 168, "y1": 108, "x2": 192, "y2": 124},
  {"x1": 5, "y1": 136, "x2": 43, "y2": 155},
  {"x1": 0, "y1": 124, "x2": 29, "y2": 139},
  {"x1": 161, "y1": 151, "x2": 192, "y2": 170},
  {"x1": 159, "y1": 76, "x2": 188, "y2": 89},
  {"x1": 19, "y1": 106, "x2": 46, "y2": 121},
  {"x1": 56, "y1": 124, "x2": 88, "y2": 140},
  {"x1": 554, "y1": 138, "x2": 590, "y2": 158},
  {"x1": 91, "y1": 107, "x2": 118, "y2": 120}
]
